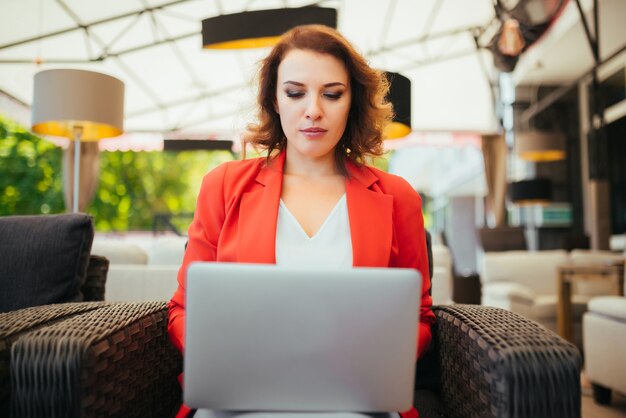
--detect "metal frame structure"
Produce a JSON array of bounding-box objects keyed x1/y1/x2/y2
[{"x1": 0, "y1": 0, "x2": 498, "y2": 134}]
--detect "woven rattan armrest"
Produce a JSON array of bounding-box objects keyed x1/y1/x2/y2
[
  {"x1": 0, "y1": 302, "x2": 108, "y2": 416},
  {"x1": 82, "y1": 255, "x2": 110, "y2": 302},
  {"x1": 433, "y1": 304, "x2": 582, "y2": 418},
  {"x1": 9, "y1": 301, "x2": 182, "y2": 417}
]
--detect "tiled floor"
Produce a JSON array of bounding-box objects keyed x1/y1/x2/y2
[
  {"x1": 582, "y1": 391, "x2": 626, "y2": 418},
  {"x1": 581, "y1": 372, "x2": 626, "y2": 418}
]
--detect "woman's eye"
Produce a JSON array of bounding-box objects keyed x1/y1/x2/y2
[
  {"x1": 324, "y1": 92, "x2": 342, "y2": 100},
  {"x1": 286, "y1": 91, "x2": 305, "y2": 98}
]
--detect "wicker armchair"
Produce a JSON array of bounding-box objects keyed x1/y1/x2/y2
[
  {"x1": 0, "y1": 244, "x2": 181, "y2": 417},
  {"x1": 417, "y1": 304, "x2": 582, "y2": 418},
  {"x1": 1, "y1": 300, "x2": 580, "y2": 418},
  {"x1": 0, "y1": 224, "x2": 581, "y2": 417},
  {"x1": 0, "y1": 301, "x2": 182, "y2": 417},
  {"x1": 0, "y1": 213, "x2": 182, "y2": 417}
]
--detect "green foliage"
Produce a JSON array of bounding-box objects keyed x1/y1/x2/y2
[
  {"x1": 91, "y1": 150, "x2": 233, "y2": 232},
  {"x1": 0, "y1": 115, "x2": 234, "y2": 231},
  {"x1": 0, "y1": 115, "x2": 65, "y2": 214},
  {"x1": 1, "y1": 115, "x2": 406, "y2": 231},
  {"x1": 367, "y1": 151, "x2": 392, "y2": 172}
]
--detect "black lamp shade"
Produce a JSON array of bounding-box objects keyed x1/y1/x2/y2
[
  {"x1": 163, "y1": 139, "x2": 234, "y2": 151},
  {"x1": 202, "y1": 7, "x2": 337, "y2": 49},
  {"x1": 384, "y1": 72, "x2": 411, "y2": 139},
  {"x1": 510, "y1": 178, "x2": 552, "y2": 204}
]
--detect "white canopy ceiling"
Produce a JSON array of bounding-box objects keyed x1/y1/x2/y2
[
  {"x1": 0, "y1": 0, "x2": 500, "y2": 138},
  {"x1": 3, "y1": 0, "x2": 622, "y2": 198}
]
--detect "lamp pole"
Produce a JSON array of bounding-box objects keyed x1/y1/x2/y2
[{"x1": 72, "y1": 125, "x2": 83, "y2": 213}]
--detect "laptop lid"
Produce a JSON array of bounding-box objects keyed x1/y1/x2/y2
[{"x1": 184, "y1": 263, "x2": 421, "y2": 413}]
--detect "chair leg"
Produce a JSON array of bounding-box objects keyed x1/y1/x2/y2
[{"x1": 592, "y1": 383, "x2": 612, "y2": 405}]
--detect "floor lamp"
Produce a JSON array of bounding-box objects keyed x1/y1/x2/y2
[{"x1": 31, "y1": 69, "x2": 124, "y2": 213}]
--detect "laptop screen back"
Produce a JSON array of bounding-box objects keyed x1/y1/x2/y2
[{"x1": 184, "y1": 263, "x2": 421, "y2": 413}]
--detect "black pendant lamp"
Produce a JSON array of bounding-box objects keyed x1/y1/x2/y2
[
  {"x1": 384, "y1": 72, "x2": 412, "y2": 140},
  {"x1": 510, "y1": 178, "x2": 552, "y2": 205},
  {"x1": 202, "y1": 7, "x2": 337, "y2": 49}
]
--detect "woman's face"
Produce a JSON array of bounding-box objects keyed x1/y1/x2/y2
[{"x1": 275, "y1": 49, "x2": 351, "y2": 165}]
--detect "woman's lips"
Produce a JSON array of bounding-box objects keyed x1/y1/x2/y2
[{"x1": 300, "y1": 127, "x2": 327, "y2": 138}]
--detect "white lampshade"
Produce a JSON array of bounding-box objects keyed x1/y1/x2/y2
[
  {"x1": 32, "y1": 69, "x2": 124, "y2": 140},
  {"x1": 515, "y1": 131, "x2": 566, "y2": 162},
  {"x1": 31, "y1": 69, "x2": 124, "y2": 213}
]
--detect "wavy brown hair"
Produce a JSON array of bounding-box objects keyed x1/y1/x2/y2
[{"x1": 243, "y1": 24, "x2": 392, "y2": 174}]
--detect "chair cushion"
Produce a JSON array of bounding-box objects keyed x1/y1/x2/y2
[
  {"x1": 532, "y1": 295, "x2": 588, "y2": 319},
  {"x1": 91, "y1": 239, "x2": 148, "y2": 265},
  {"x1": 482, "y1": 281, "x2": 536, "y2": 304},
  {"x1": 0, "y1": 214, "x2": 94, "y2": 312},
  {"x1": 583, "y1": 313, "x2": 626, "y2": 393},
  {"x1": 147, "y1": 236, "x2": 187, "y2": 266},
  {"x1": 588, "y1": 296, "x2": 626, "y2": 321},
  {"x1": 569, "y1": 249, "x2": 624, "y2": 264},
  {"x1": 569, "y1": 250, "x2": 625, "y2": 296},
  {"x1": 481, "y1": 250, "x2": 568, "y2": 295}
]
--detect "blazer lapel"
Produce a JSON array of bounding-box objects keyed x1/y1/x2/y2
[
  {"x1": 346, "y1": 162, "x2": 394, "y2": 267},
  {"x1": 236, "y1": 154, "x2": 393, "y2": 266},
  {"x1": 237, "y1": 153, "x2": 285, "y2": 264}
]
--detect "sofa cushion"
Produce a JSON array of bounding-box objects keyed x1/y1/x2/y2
[
  {"x1": 481, "y1": 250, "x2": 568, "y2": 295},
  {"x1": 569, "y1": 249, "x2": 624, "y2": 264},
  {"x1": 569, "y1": 250, "x2": 625, "y2": 296},
  {"x1": 482, "y1": 289, "x2": 588, "y2": 321},
  {"x1": 482, "y1": 281, "x2": 536, "y2": 305},
  {"x1": 147, "y1": 236, "x2": 187, "y2": 266},
  {"x1": 583, "y1": 313, "x2": 626, "y2": 394},
  {"x1": 588, "y1": 296, "x2": 626, "y2": 321},
  {"x1": 0, "y1": 214, "x2": 94, "y2": 313},
  {"x1": 532, "y1": 295, "x2": 588, "y2": 320},
  {"x1": 91, "y1": 239, "x2": 148, "y2": 265},
  {"x1": 105, "y1": 265, "x2": 179, "y2": 301}
]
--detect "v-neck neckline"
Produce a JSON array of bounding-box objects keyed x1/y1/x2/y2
[{"x1": 279, "y1": 194, "x2": 346, "y2": 240}]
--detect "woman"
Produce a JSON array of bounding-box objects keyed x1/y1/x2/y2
[{"x1": 168, "y1": 24, "x2": 434, "y2": 418}]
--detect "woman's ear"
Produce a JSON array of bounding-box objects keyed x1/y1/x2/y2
[{"x1": 273, "y1": 99, "x2": 279, "y2": 115}]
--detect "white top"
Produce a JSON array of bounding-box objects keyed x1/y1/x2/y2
[{"x1": 275, "y1": 194, "x2": 353, "y2": 268}]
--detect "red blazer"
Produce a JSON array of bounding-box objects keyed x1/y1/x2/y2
[{"x1": 168, "y1": 152, "x2": 434, "y2": 418}]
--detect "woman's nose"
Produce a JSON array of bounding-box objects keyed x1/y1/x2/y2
[{"x1": 305, "y1": 97, "x2": 322, "y2": 120}]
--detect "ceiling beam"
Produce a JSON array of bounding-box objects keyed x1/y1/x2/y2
[
  {"x1": 0, "y1": 25, "x2": 482, "y2": 64},
  {"x1": 127, "y1": 83, "x2": 249, "y2": 118},
  {"x1": 0, "y1": 0, "x2": 198, "y2": 51},
  {"x1": 368, "y1": 25, "x2": 484, "y2": 57}
]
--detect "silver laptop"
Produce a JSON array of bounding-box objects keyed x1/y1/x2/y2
[{"x1": 184, "y1": 263, "x2": 421, "y2": 413}]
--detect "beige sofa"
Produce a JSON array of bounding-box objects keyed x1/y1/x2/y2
[
  {"x1": 583, "y1": 281, "x2": 626, "y2": 405},
  {"x1": 92, "y1": 234, "x2": 186, "y2": 301},
  {"x1": 92, "y1": 234, "x2": 455, "y2": 305},
  {"x1": 431, "y1": 243, "x2": 454, "y2": 305},
  {"x1": 480, "y1": 249, "x2": 624, "y2": 347}
]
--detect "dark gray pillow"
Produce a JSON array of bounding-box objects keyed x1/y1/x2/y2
[{"x1": 0, "y1": 214, "x2": 94, "y2": 313}]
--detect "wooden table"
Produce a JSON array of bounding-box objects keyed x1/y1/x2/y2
[{"x1": 557, "y1": 260, "x2": 624, "y2": 343}]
